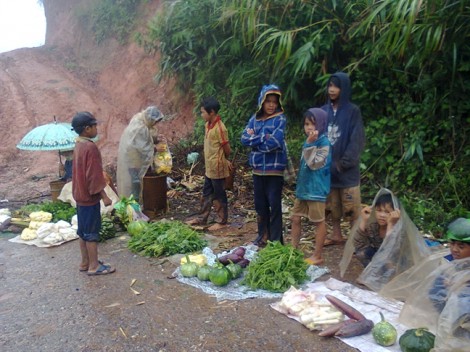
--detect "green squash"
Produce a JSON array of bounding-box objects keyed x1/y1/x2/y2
[
  {"x1": 180, "y1": 255, "x2": 198, "y2": 277},
  {"x1": 372, "y1": 312, "x2": 397, "y2": 346},
  {"x1": 197, "y1": 265, "x2": 212, "y2": 281},
  {"x1": 209, "y1": 266, "x2": 231, "y2": 286},
  {"x1": 399, "y1": 328, "x2": 435, "y2": 352},
  {"x1": 126, "y1": 220, "x2": 148, "y2": 236},
  {"x1": 226, "y1": 263, "x2": 243, "y2": 279}
]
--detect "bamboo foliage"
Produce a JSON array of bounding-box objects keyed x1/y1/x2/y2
[{"x1": 143, "y1": 0, "x2": 470, "y2": 229}]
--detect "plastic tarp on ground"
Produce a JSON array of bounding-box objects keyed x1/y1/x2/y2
[
  {"x1": 173, "y1": 245, "x2": 330, "y2": 301},
  {"x1": 284, "y1": 278, "x2": 408, "y2": 352}
]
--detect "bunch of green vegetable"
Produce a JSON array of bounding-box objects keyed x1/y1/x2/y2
[
  {"x1": 15, "y1": 201, "x2": 76, "y2": 223},
  {"x1": 39, "y1": 201, "x2": 76, "y2": 222},
  {"x1": 99, "y1": 216, "x2": 117, "y2": 242},
  {"x1": 127, "y1": 220, "x2": 207, "y2": 257},
  {"x1": 114, "y1": 195, "x2": 140, "y2": 229},
  {"x1": 241, "y1": 241, "x2": 308, "y2": 293}
]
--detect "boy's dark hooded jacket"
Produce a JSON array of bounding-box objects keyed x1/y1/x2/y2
[{"x1": 321, "y1": 72, "x2": 365, "y2": 188}]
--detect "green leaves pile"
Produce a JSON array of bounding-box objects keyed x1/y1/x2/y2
[
  {"x1": 15, "y1": 201, "x2": 76, "y2": 223},
  {"x1": 241, "y1": 241, "x2": 308, "y2": 293},
  {"x1": 127, "y1": 220, "x2": 207, "y2": 257}
]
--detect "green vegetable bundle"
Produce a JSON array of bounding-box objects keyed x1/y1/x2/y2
[
  {"x1": 241, "y1": 241, "x2": 308, "y2": 292},
  {"x1": 127, "y1": 220, "x2": 207, "y2": 257},
  {"x1": 114, "y1": 195, "x2": 140, "y2": 228},
  {"x1": 99, "y1": 216, "x2": 117, "y2": 242},
  {"x1": 15, "y1": 201, "x2": 76, "y2": 223}
]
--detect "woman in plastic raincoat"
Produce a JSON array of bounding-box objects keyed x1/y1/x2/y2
[
  {"x1": 384, "y1": 218, "x2": 470, "y2": 352},
  {"x1": 339, "y1": 188, "x2": 431, "y2": 291},
  {"x1": 116, "y1": 106, "x2": 164, "y2": 202}
]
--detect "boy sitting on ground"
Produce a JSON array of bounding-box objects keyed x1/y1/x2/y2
[{"x1": 339, "y1": 188, "x2": 430, "y2": 291}]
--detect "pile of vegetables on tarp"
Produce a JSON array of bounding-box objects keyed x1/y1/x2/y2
[
  {"x1": 6, "y1": 202, "x2": 117, "y2": 244},
  {"x1": 127, "y1": 220, "x2": 206, "y2": 257},
  {"x1": 114, "y1": 195, "x2": 148, "y2": 229},
  {"x1": 12, "y1": 201, "x2": 76, "y2": 223},
  {"x1": 241, "y1": 241, "x2": 309, "y2": 292},
  {"x1": 178, "y1": 247, "x2": 251, "y2": 287}
]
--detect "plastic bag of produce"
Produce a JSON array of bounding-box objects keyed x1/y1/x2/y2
[{"x1": 153, "y1": 143, "x2": 172, "y2": 174}]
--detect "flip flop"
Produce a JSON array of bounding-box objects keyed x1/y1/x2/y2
[
  {"x1": 323, "y1": 238, "x2": 346, "y2": 247},
  {"x1": 87, "y1": 264, "x2": 116, "y2": 276},
  {"x1": 79, "y1": 260, "x2": 104, "y2": 272},
  {"x1": 304, "y1": 258, "x2": 324, "y2": 266}
]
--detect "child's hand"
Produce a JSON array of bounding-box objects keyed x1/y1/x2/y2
[
  {"x1": 102, "y1": 194, "x2": 112, "y2": 206},
  {"x1": 246, "y1": 128, "x2": 255, "y2": 135},
  {"x1": 387, "y1": 209, "x2": 401, "y2": 226},
  {"x1": 306, "y1": 130, "x2": 319, "y2": 143},
  {"x1": 227, "y1": 160, "x2": 234, "y2": 172},
  {"x1": 361, "y1": 206, "x2": 372, "y2": 221}
]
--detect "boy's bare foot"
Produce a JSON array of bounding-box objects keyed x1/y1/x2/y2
[
  {"x1": 185, "y1": 218, "x2": 205, "y2": 226},
  {"x1": 208, "y1": 223, "x2": 226, "y2": 231},
  {"x1": 323, "y1": 238, "x2": 346, "y2": 246}
]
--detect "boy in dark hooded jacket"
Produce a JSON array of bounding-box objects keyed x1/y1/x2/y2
[
  {"x1": 241, "y1": 84, "x2": 287, "y2": 246},
  {"x1": 322, "y1": 72, "x2": 365, "y2": 244}
]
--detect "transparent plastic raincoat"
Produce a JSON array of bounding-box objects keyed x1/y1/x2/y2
[
  {"x1": 381, "y1": 218, "x2": 470, "y2": 351},
  {"x1": 116, "y1": 107, "x2": 163, "y2": 201},
  {"x1": 339, "y1": 188, "x2": 431, "y2": 291}
]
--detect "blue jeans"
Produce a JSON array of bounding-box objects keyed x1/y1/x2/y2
[
  {"x1": 77, "y1": 203, "x2": 101, "y2": 242},
  {"x1": 253, "y1": 175, "x2": 284, "y2": 243}
]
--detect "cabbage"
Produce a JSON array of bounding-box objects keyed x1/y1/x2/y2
[{"x1": 127, "y1": 220, "x2": 148, "y2": 237}]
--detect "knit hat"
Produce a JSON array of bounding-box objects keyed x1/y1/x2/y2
[{"x1": 445, "y1": 218, "x2": 470, "y2": 243}]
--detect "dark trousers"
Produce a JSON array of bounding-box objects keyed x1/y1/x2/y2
[
  {"x1": 253, "y1": 174, "x2": 284, "y2": 243},
  {"x1": 201, "y1": 176, "x2": 228, "y2": 224},
  {"x1": 202, "y1": 176, "x2": 227, "y2": 204}
]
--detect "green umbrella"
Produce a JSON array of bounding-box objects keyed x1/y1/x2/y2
[
  {"x1": 16, "y1": 117, "x2": 78, "y2": 151},
  {"x1": 16, "y1": 116, "x2": 78, "y2": 177}
]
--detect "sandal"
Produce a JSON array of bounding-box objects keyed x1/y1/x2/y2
[
  {"x1": 87, "y1": 264, "x2": 116, "y2": 276},
  {"x1": 79, "y1": 260, "x2": 104, "y2": 272},
  {"x1": 304, "y1": 257, "x2": 324, "y2": 266}
]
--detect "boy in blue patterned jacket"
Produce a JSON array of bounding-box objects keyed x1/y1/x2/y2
[
  {"x1": 290, "y1": 108, "x2": 331, "y2": 265},
  {"x1": 241, "y1": 84, "x2": 287, "y2": 246}
]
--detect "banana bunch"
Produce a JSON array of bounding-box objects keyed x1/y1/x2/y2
[{"x1": 99, "y1": 216, "x2": 117, "y2": 242}]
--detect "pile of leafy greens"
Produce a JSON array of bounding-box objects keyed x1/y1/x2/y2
[{"x1": 127, "y1": 220, "x2": 207, "y2": 257}]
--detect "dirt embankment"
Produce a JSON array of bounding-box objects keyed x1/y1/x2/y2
[{"x1": 0, "y1": 0, "x2": 193, "y2": 204}]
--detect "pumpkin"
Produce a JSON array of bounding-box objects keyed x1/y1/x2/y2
[
  {"x1": 209, "y1": 266, "x2": 231, "y2": 286},
  {"x1": 197, "y1": 265, "x2": 212, "y2": 281},
  {"x1": 226, "y1": 263, "x2": 243, "y2": 279},
  {"x1": 399, "y1": 328, "x2": 435, "y2": 352},
  {"x1": 372, "y1": 312, "x2": 397, "y2": 346},
  {"x1": 180, "y1": 255, "x2": 198, "y2": 277}
]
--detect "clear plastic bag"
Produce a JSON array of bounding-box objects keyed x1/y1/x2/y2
[{"x1": 153, "y1": 143, "x2": 172, "y2": 174}]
